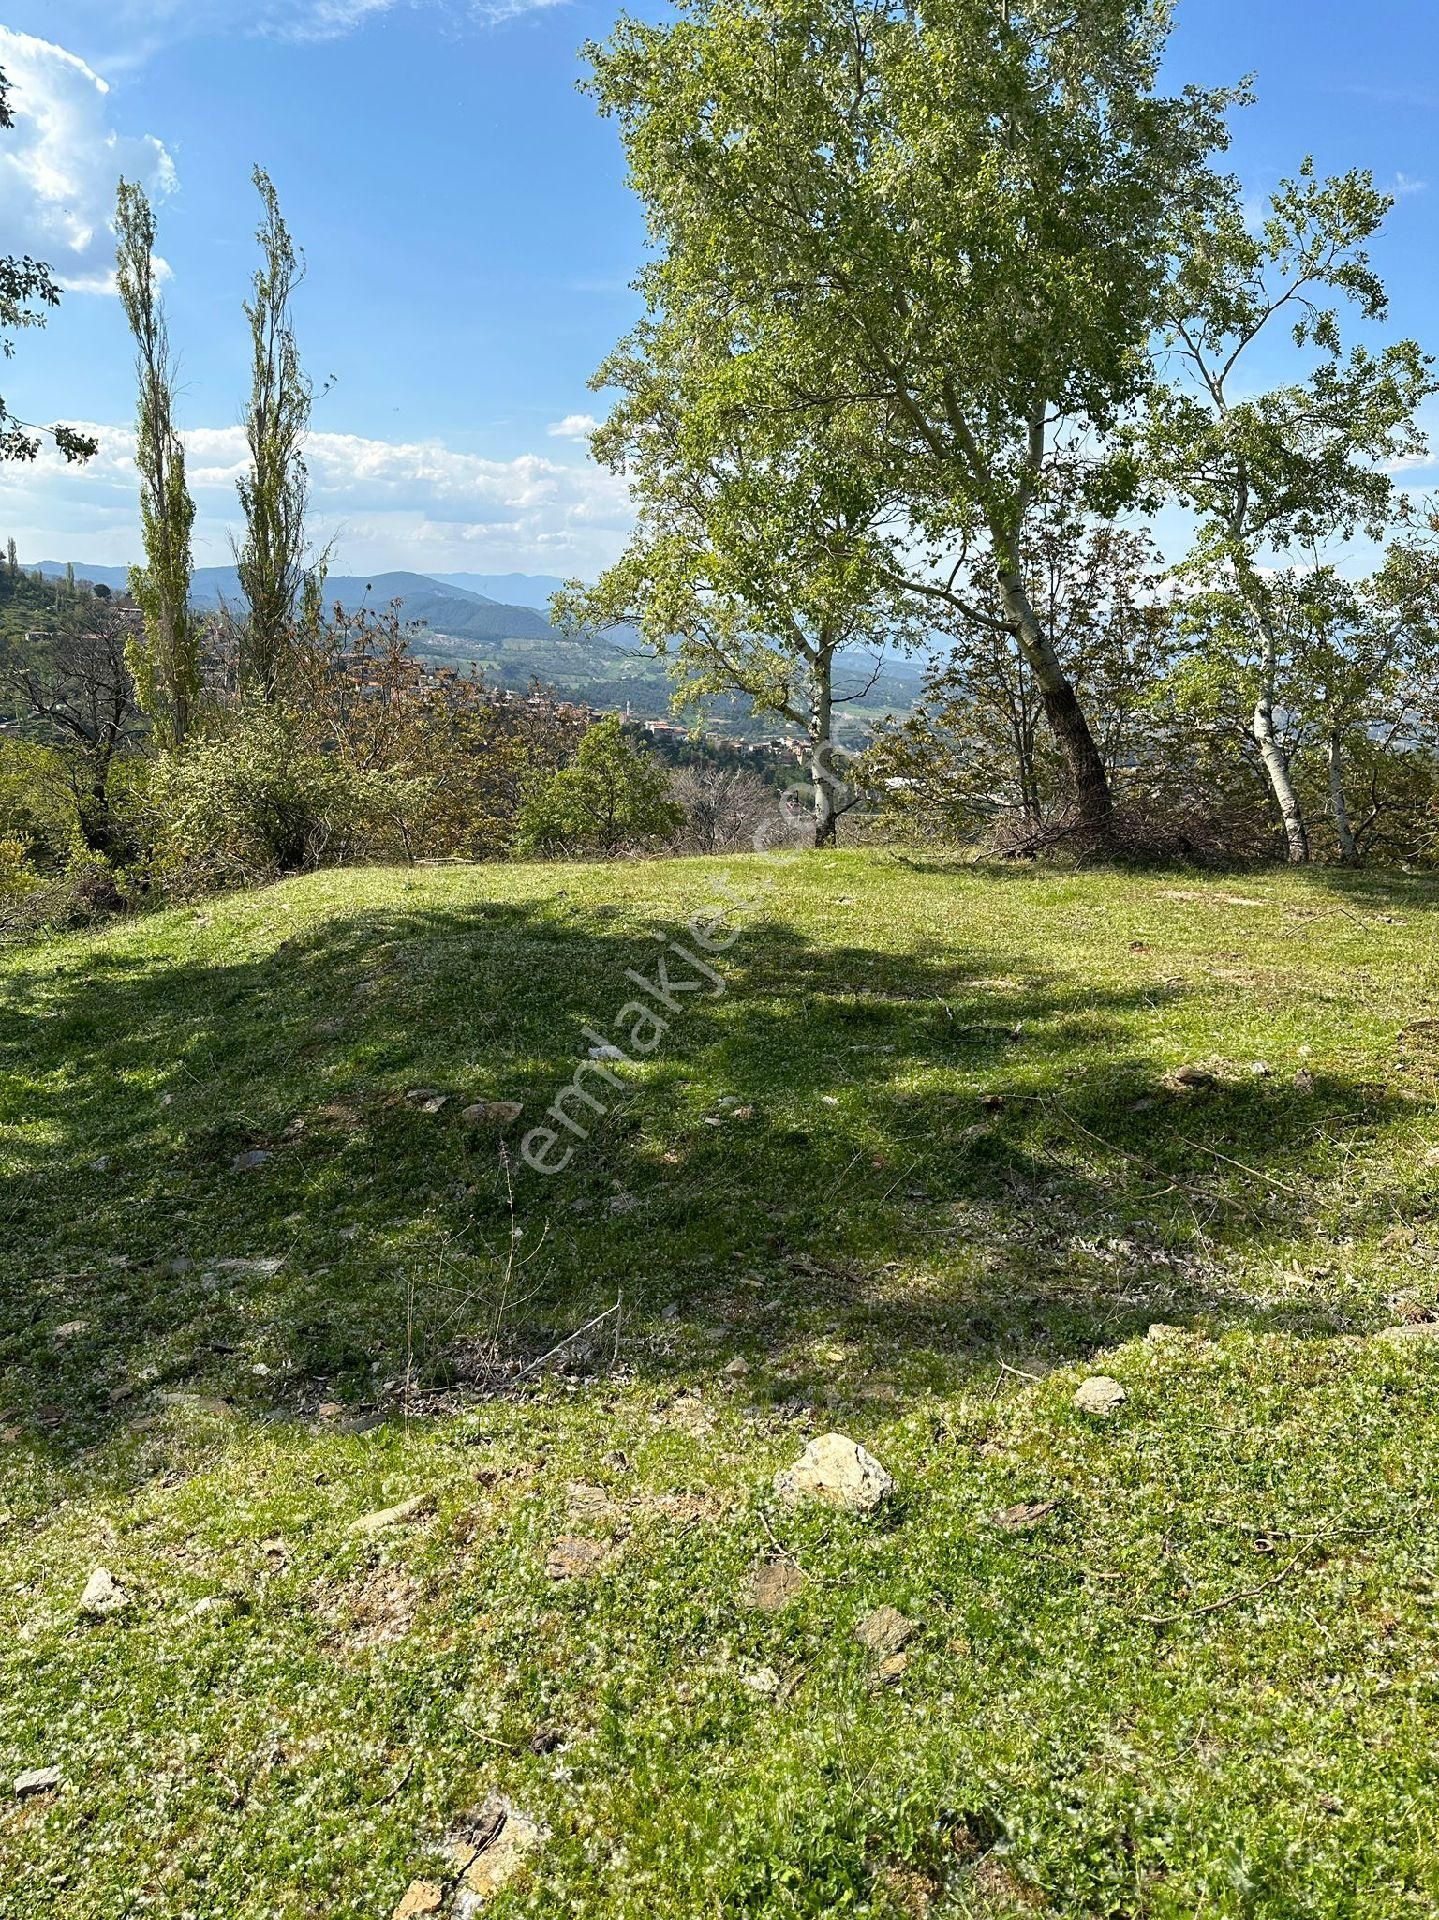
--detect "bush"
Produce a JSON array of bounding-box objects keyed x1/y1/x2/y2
[
  {"x1": 516, "y1": 715, "x2": 684, "y2": 857},
  {"x1": 0, "y1": 832, "x2": 39, "y2": 897},
  {"x1": 668, "y1": 764, "x2": 776, "y2": 854},
  {"x1": 0, "y1": 742, "x2": 76, "y2": 872},
  {"x1": 140, "y1": 703, "x2": 413, "y2": 896},
  {"x1": 0, "y1": 852, "x2": 128, "y2": 939}
]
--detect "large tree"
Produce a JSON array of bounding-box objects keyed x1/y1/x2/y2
[
  {"x1": 236, "y1": 168, "x2": 326, "y2": 696},
  {"x1": 866, "y1": 505, "x2": 1172, "y2": 847},
  {"x1": 2, "y1": 592, "x2": 143, "y2": 859},
  {"x1": 557, "y1": 322, "x2": 898, "y2": 845},
  {"x1": 586, "y1": 0, "x2": 1231, "y2": 846},
  {"x1": 115, "y1": 179, "x2": 200, "y2": 749},
  {"x1": 0, "y1": 68, "x2": 96, "y2": 466},
  {"x1": 1144, "y1": 163, "x2": 1434, "y2": 861}
]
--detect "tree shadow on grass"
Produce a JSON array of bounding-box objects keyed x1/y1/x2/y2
[{"x1": 0, "y1": 878, "x2": 1426, "y2": 1455}]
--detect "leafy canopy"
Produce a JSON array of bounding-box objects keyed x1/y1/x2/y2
[{"x1": 517, "y1": 715, "x2": 684, "y2": 857}]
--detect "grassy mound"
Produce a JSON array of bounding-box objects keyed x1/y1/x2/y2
[{"x1": 3, "y1": 851, "x2": 1439, "y2": 1916}]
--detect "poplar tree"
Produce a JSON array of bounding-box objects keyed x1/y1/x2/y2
[
  {"x1": 115, "y1": 178, "x2": 199, "y2": 748},
  {"x1": 236, "y1": 168, "x2": 325, "y2": 695}
]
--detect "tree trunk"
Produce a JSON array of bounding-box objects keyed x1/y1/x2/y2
[
  {"x1": 76, "y1": 770, "x2": 118, "y2": 860},
  {"x1": 1327, "y1": 730, "x2": 1358, "y2": 864},
  {"x1": 996, "y1": 562, "x2": 1115, "y2": 845},
  {"x1": 810, "y1": 654, "x2": 839, "y2": 848},
  {"x1": 1250, "y1": 613, "x2": 1308, "y2": 863}
]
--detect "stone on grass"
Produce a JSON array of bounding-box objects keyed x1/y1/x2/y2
[
  {"x1": 564, "y1": 1482, "x2": 623, "y2": 1526},
  {"x1": 461, "y1": 1100, "x2": 524, "y2": 1128},
  {"x1": 446, "y1": 1794, "x2": 546, "y2": 1913},
  {"x1": 742, "y1": 1560, "x2": 806, "y2": 1612},
  {"x1": 1171, "y1": 1065, "x2": 1216, "y2": 1090},
  {"x1": 1377, "y1": 1319, "x2": 1439, "y2": 1345},
  {"x1": 773, "y1": 1432, "x2": 893, "y2": 1513},
  {"x1": 348, "y1": 1492, "x2": 433, "y2": 1536},
  {"x1": 544, "y1": 1534, "x2": 609, "y2": 1581},
  {"x1": 1073, "y1": 1376, "x2": 1126, "y2": 1417},
  {"x1": 230, "y1": 1149, "x2": 271, "y2": 1173},
  {"x1": 79, "y1": 1566, "x2": 126, "y2": 1617},
  {"x1": 874, "y1": 1651, "x2": 909, "y2": 1685},
  {"x1": 855, "y1": 1605, "x2": 916, "y2": 1655},
  {"x1": 15, "y1": 1766, "x2": 61, "y2": 1797},
  {"x1": 740, "y1": 1666, "x2": 781, "y2": 1697},
  {"x1": 992, "y1": 1500, "x2": 1058, "y2": 1532},
  {"x1": 393, "y1": 1882, "x2": 443, "y2": 1920}
]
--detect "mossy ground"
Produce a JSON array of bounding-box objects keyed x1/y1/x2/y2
[{"x1": 3, "y1": 850, "x2": 1439, "y2": 1917}]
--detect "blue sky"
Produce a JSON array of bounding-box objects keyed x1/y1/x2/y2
[{"x1": 2, "y1": 0, "x2": 1437, "y2": 579}]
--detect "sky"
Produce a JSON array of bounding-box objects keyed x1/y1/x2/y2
[{"x1": 2, "y1": 0, "x2": 1438, "y2": 582}]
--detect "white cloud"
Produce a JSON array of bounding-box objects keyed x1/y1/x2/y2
[
  {"x1": 0, "y1": 420, "x2": 634, "y2": 575},
  {"x1": 36, "y1": 0, "x2": 566, "y2": 59},
  {"x1": 0, "y1": 29, "x2": 176, "y2": 294},
  {"x1": 1394, "y1": 171, "x2": 1428, "y2": 199},
  {"x1": 546, "y1": 413, "x2": 599, "y2": 441},
  {"x1": 262, "y1": 0, "x2": 417, "y2": 43}
]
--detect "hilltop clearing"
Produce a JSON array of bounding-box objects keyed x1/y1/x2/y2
[{"x1": 3, "y1": 853, "x2": 1439, "y2": 1916}]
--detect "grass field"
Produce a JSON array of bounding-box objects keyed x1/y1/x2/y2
[{"x1": 3, "y1": 849, "x2": 1439, "y2": 1918}]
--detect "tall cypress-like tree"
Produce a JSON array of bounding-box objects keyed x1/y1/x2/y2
[
  {"x1": 115, "y1": 178, "x2": 199, "y2": 748},
  {"x1": 236, "y1": 168, "x2": 325, "y2": 695}
]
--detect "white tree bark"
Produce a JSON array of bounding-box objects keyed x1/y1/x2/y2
[
  {"x1": 1251, "y1": 607, "x2": 1309, "y2": 863},
  {"x1": 1327, "y1": 731, "x2": 1358, "y2": 863}
]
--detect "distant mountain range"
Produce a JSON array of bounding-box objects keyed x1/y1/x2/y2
[
  {"x1": 425, "y1": 572, "x2": 570, "y2": 611},
  {"x1": 31, "y1": 559, "x2": 925, "y2": 738},
  {"x1": 34, "y1": 562, "x2": 562, "y2": 642}
]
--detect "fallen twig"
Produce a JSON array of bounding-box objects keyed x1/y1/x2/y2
[
  {"x1": 760, "y1": 1507, "x2": 803, "y2": 1568},
  {"x1": 1136, "y1": 1539, "x2": 1322, "y2": 1627},
  {"x1": 509, "y1": 1295, "x2": 623, "y2": 1385}
]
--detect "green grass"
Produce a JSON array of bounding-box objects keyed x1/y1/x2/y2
[{"x1": 3, "y1": 849, "x2": 1439, "y2": 1917}]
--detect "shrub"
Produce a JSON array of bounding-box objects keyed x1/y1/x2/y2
[
  {"x1": 140, "y1": 702, "x2": 412, "y2": 895},
  {"x1": 0, "y1": 832, "x2": 39, "y2": 896},
  {"x1": 669, "y1": 763, "x2": 776, "y2": 854},
  {"x1": 0, "y1": 852, "x2": 128, "y2": 939},
  {"x1": 516, "y1": 715, "x2": 684, "y2": 857},
  {"x1": 0, "y1": 742, "x2": 76, "y2": 872}
]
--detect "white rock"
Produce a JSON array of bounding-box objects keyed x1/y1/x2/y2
[
  {"x1": 15, "y1": 1765, "x2": 61, "y2": 1797},
  {"x1": 773, "y1": 1432, "x2": 893, "y2": 1513},
  {"x1": 79, "y1": 1566, "x2": 127, "y2": 1617},
  {"x1": 1073, "y1": 1375, "x2": 1126, "y2": 1417}
]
